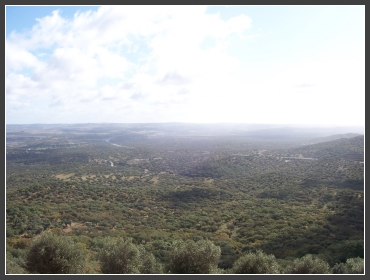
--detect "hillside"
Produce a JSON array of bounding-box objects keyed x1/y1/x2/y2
[{"x1": 6, "y1": 124, "x2": 364, "y2": 273}]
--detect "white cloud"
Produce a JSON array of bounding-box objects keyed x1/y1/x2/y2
[
  {"x1": 6, "y1": 73, "x2": 39, "y2": 98},
  {"x1": 6, "y1": 42, "x2": 45, "y2": 71},
  {"x1": 5, "y1": 6, "x2": 364, "y2": 126},
  {"x1": 226, "y1": 14, "x2": 252, "y2": 38}
]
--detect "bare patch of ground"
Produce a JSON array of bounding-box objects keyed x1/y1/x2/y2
[{"x1": 55, "y1": 173, "x2": 75, "y2": 180}]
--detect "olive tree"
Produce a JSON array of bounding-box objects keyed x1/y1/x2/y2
[
  {"x1": 345, "y1": 257, "x2": 364, "y2": 274},
  {"x1": 26, "y1": 232, "x2": 86, "y2": 274},
  {"x1": 137, "y1": 245, "x2": 163, "y2": 274},
  {"x1": 332, "y1": 257, "x2": 364, "y2": 274},
  {"x1": 231, "y1": 250, "x2": 281, "y2": 274},
  {"x1": 284, "y1": 254, "x2": 330, "y2": 274},
  {"x1": 168, "y1": 239, "x2": 221, "y2": 274},
  {"x1": 99, "y1": 238, "x2": 162, "y2": 274}
]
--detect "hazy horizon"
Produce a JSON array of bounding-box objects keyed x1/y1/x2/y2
[
  {"x1": 6, "y1": 122, "x2": 365, "y2": 130},
  {"x1": 6, "y1": 5, "x2": 365, "y2": 126}
]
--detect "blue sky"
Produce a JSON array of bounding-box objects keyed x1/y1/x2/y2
[{"x1": 6, "y1": 5, "x2": 365, "y2": 126}]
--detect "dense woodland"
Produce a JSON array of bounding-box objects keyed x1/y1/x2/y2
[{"x1": 6, "y1": 123, "x2": 364, "y2": 274}]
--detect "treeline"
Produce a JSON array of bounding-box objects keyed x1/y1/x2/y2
[{"x1": 6, "y1": 233, "x2": 364, "y2": 274}]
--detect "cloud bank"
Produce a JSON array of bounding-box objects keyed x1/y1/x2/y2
[{"x1": 6, "y1": 6, "x2": 364, "y2": 126}]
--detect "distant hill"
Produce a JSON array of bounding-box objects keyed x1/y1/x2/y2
[
  {"x1": 178, "y1": 135, "x2": 364, "y2": 179},
  {"x1": 288, "y1": 135, "x2": 364, "y2": 161},
  {"x1": 240, "y1": 127, "x2": 364, "y2": 140},
  {"x1": 305, "y1": 133, "x2": 363, "y2": 145},
  {"x1": 7, "y1": 123, "x2": 364, "y2": 137}
]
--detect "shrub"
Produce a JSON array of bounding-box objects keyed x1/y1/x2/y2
[
  {"x1": 137, "y1": 245, "x2": 163, "y2": 274},
  {"x1": 26, "y1": 232, "x2": 86, "y2": 274},
  {"x1": 168, "y1": 239, "x2": 221, "y2": 274},
  {"x1": 332, "y1": 262, "x2": 348, "y2": 274},
  {"x1": 333, "y1": 257, "x2": 364, "y2": 274},
  {"x1": 99, "y1": 238, "x2": 141, "y2": 274},
  {"x1": 7, "y1": 257, "x2": 29, "y2": 274},
  {"x1": 6, "y1": 250, "x2": 29, "y2": 274},
  {"x1": 231, "y1": 250, "x2": 281, "y2": 274},
  {"x1": 284, "y1": 254, "x2": 330, "y2": 274},
  {"x1": 345, "y1": 257, "x2": 364, "y2": 274},
  {"x1": 99, "y1": 238, "x2": 162, "y2": 274}
]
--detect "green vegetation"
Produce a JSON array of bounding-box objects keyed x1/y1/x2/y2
[
  {"x1": 6, "y1": 124, "x2": 364, "y2": 274},
  {"x1": 284, "y1": 254, "x2": 330, "y2": 274},
  {"x1": 26, "y1": 233, "x2": 86, "y2": 274},
  {"x1": 231, "y1": 250, "x2": 281, "y2": 274},
  {"x1": 332, "y1": 257, "x2": 364, "y2": 274},
  {"x1": 98, "y1": 237, "x2": 162, "y2": 274},
  {"x1": 168, "y1": 239, "x2": 221, "y2": 274}
]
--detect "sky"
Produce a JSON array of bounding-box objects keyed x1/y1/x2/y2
[{"x1": 5, "y1": 5, "x2": 365, "y2": 126}]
